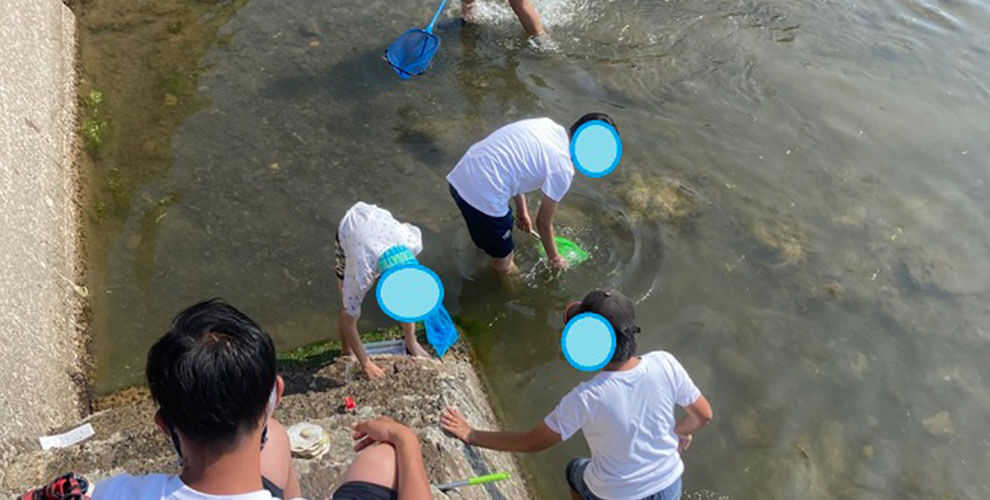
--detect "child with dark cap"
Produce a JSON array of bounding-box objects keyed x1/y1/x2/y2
[{"x1": 441, "y1": 290, "x2": 713, "y2": 500}]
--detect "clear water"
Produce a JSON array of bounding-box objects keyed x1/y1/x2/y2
[{"x1": 81, "y1": 0, "x2": 990, "y2": 498}]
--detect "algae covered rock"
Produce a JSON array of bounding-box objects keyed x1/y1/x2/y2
[
  {"x1": 751, "y1": 218, "x2": 805, "y2": 266},
  {"x1": 622, "y1": 172, "x2": 705, "y2": 224}
]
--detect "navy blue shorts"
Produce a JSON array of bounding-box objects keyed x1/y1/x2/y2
[
  {"x1": 449, "y1": 184, "x2": 514, "y2": 259},
  {"x1": 332, "y1": 481, "x2": 397, "y2": 500}
]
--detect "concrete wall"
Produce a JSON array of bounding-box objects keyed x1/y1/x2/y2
[{"x1": 0, "y1": 0, "x2": 85, "y2": 464}]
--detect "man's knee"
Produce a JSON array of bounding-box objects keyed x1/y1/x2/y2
[{"x1": 340, "y1": 442, "x2": 398, "y2": 489}]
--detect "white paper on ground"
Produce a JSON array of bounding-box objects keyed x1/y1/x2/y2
[
  {"x1": 39, "y1": 423, "x2": 95, "y2": 450},
  {"x1": 364, "y1": 339, "x2": 406, "y2": 355}
]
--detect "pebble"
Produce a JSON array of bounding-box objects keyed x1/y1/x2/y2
[
  {"x1": 922, "y1": 411, "x2": 953, "y2": 436},
  {"x1": 848, "y1": 351, "x2": 867, "y2": 381}
]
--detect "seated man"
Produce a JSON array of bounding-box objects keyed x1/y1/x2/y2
[
  {"x1": 83, "y1": 299, "x2": 431, "y2": 500},
  {"x1": 447, "y1": 114, "x2": 617, "y2": 273},
  {"x1": 441, "y1": 290, "x2": 713, "y2": 500},
  {"x1": 335, "y1": 201, "x2": 431, "y2": 379}
]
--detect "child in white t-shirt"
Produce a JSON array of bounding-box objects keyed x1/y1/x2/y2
[
  {"x1": 441, "y1": 290, "x2": 714, "y2": 500},
  {"x1": 334, "y1": 202, "x2": 430, "y2": 379},
  {"x1": 447, "y1": 114, "x2": 618, "y2": 274}
]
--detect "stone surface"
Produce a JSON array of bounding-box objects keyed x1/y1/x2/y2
[
  {"x1": 623, "y1": 172, "x2": 705, "y2": 225},
  {"x1": 0, "y1": 0, "x2": 87, "y2": 470},
  {"x1": 751, "y1": 219, "x2": 804, "y2": 265},
  {"x1": 0, "y1": 355, "x2": 532, "y2": 499},
  {"x1": 921, "y1": 411, "x2": 954, "y2": 437}
]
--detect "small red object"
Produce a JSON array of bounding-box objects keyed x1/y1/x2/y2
[{"x1": 345, "y1": 396, "x2": 356, "y2": 411}]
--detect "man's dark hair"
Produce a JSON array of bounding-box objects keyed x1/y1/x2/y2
[
  {"x1": 568, "y1": 112, "x2": 618, "y2": 139},
  {"x1": 146, "y1": 298, "x2": 276, "y2": 449}
]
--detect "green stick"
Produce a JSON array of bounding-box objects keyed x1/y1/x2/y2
[{"x1": 434, "y1": 472, "x2": 510, "y2": 491}]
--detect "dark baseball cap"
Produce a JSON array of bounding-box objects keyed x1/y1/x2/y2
[{"x1": 565, "y1": 290, "x2": 640, "y2": 338}]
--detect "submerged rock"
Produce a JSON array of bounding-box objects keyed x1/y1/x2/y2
[
  {"x1": 623, "y1": 172, "x2": 704, "y2": 224},
  {"x1": 716, "y1": 346, "x2": 759, "y2": 380},
  {"x1": 730, "y1": 407, "x2": 762, "y2": 445},
  {"x1": 921, "y1": 411, "x2": 954, "y2": 437},
  {"x1": 751, "y1": 218, "x2": 805, "y2": 265},
  {"x1": 848, "y1": 351, "x2": 868, "y2": 381},
  {"x1": 898, "y1": 246, "x2": 988, "y2": 295}
]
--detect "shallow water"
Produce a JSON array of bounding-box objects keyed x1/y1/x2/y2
[{"x1": 80, "y1": 0, "x2": 990, "y2": 498}]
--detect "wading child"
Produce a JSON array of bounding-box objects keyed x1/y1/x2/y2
[
  {"x1": 71, "y1": 299, "x2": 432, "y2": 500},
  {"x1": 447, "y1": 114, "x2": 617, "y2": 274},
  {"x1": 461, "y1": 0, "x2": 546, "y2": 40},
  {"x1": 335, "y1": 201, "x2": 431, "y2": 379},
  {"x1": 441, "y1": 290, "x2": 713, "y2": 500}
]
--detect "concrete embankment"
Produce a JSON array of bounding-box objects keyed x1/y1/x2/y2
[
  {"x1": 1, "y1": 355, "x2": 532, "y2": 499},
  {"x1": 0, "y1": 0, "x2": 87, "y2": 470}
]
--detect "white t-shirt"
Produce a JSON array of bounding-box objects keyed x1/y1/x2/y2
[
  {"x1": 446, "y1": 118, "x2": 575, "y2": 217},
  {"x1": 92, "y1": 473, "x2": 305, "y2": 500},
  {"x1": 338, "y1": 202, "x2": 423, "y2": 316},
  {"x1": 544, "y1": 351, "x2": 702, "y2": 500}
]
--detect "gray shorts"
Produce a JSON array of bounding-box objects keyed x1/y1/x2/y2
[{"x1": 566, "y1": 458, "x2": 682, "y2": 500}]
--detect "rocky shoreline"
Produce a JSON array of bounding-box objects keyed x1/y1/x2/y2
[{"x1": 1, "y1": 352, "x2": 532, "y2": 499}]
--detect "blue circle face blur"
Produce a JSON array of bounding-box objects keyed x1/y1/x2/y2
[
  {"x1": 561, "y1": 313, "x2": 617, "y2": 371},
  {"x1": 570, "y1": 120, "x2": 622, "y2": 178},
  {"x1": 375, "y1": 264, "x2": 444, "y2": 322}
]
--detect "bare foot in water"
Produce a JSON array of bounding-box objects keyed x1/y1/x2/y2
[{"x1": 407, "y1": 340, "x2": 432, "y2": 358}]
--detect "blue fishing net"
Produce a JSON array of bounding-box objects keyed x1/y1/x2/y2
[
  {"x1": 425, "y1": 306, "x2": 458, "y2": 357},
  {"x1": 385, "y1": 28, "x2": 441, "y2": 79}
]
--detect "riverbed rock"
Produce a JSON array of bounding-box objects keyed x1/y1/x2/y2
[
  {"x1": 899, "y1": 246, "x2": 987, "y2": 295},
  {"x1": 921, "y1": 411, "x2": 954, "y2": 437},
  {"x1": 751, "y1": 218, "x2": 805, "y2": 265},
  {"x1": 0, "y1": 356, "x2": 531, "y2": 499},
  {"x1": 848, "y1": 351, "x2": 868, "y2": 381},
  {"x1": 730, "y1": 407, "x2": 762, "y2": 445},
  {"x1": 716, "y1": 346, "x2": 759, "y2": 380},
  {"x1": 623, "y1": 172, "x2": 704, "y2": 225}
]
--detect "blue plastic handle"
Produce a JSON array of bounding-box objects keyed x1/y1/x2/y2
[{"x1": 425, "y1": 0, "x2": 449, "y2": 33}]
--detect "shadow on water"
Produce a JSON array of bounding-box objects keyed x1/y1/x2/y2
[{"x1": 262, "y1": 47, "x2": 392, "y2": 101}]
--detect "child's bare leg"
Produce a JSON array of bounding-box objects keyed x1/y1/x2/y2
[
  {"x1": 338, "y1": 280, "x2": 353, "y2": 357},
  {"x1": 508, "y1": 0, "x2": 545, "y2": 37},
  {"x1": 490, "y1": 252, "x2": 519, "y2": 274},
  {"x1": 402, "y1": 322, "x2": 430, "y2": 357}
]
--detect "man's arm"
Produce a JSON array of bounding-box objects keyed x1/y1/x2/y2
[
  {"x1": 392, "y1": 429, "x2": 431, "y2": 500},
  {"x1": 353, "y1": 417, "x2": 432, "y2": 500},
  {"x1": 441, "y1": 407, "x2": 561, "y2": 453},
  {"x1": 674, "y1": 394, "x2": 713, "y2": 451},
  {"x1": 536, "y1": 194, "x2": 566, "y2": 269}
]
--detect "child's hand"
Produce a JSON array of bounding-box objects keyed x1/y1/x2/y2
[
  {"x1": 549, "y1": 255, "x2": 569, "y2": 271},
  {"x1": 677, "y1": 433, "x2": 692, "y2": 452},
  {"x1": 362, "y1": 360, "x2": 386, "y2": 379},
  {"x1": 440, "y1": 407, "x2": 473, "y2": 444}
]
